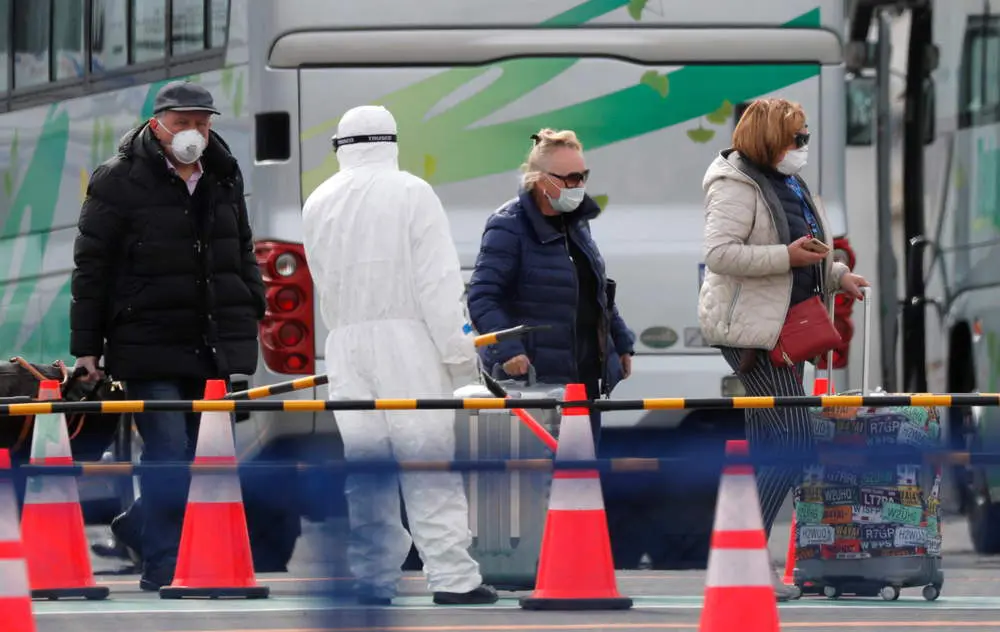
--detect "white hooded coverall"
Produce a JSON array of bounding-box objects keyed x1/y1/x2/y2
[{"x1": 301, "y1": 105, "x2": 482, "y2": 597}]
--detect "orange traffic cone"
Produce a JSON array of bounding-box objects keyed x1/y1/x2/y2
[
  {"x1": 699, "y1": 439, "x2": 779, "y2": 632},
  {"x1": 519, "y1": 383, "x2": 631, "y2": 611},
  {"x1": 784, "y1": 373, "x2": 834, "y2": 590},
  {"x1": 160, "y1": 379, "x2": 269, "y2": 599},
  {"x1": 20, "y1": 381, "x2": 109, "y2": 600},
  {"x1": 812, "y1": 376, "x2": 829, "y2": 396},
  {"x1": 782, "y1": 513, "x2": 797, "y2": 585},
  {"x1": 0, "y1": 449, "x2": 36, "y2": 631}
]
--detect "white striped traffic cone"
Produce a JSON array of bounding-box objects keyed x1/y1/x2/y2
[
  {"x1": 20, "y1": 380, "x2": 109, "y2": 600},
  {"x1": 0, "y1": 449, "x2": 36, "y2": 632},
  {"x1": 519, "y1": 383, "x2": 631, "y2": 610},
  {"x1": 160, "y1": 379, "x2": 269, "y2": 599},
  {"x1": 699, "y1": 439, "x2": 780, "y2": 632}
]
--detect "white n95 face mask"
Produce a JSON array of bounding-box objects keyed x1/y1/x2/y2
[
  {"x1": 159, "y1": 122, "x2": 208, "y2": 165},
  {"x1": 776, "y1": 146, "x2": 808, "y2": 175}
]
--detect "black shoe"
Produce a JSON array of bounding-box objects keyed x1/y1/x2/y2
[
  {"x1": 433, "y1": 584, "x2": 499, "y2": 605},
  {"x1": 140, "y1": 566, "x2": 174, "y2": 592},
  {"x1": 90, "y1": 538, "x2": 132, "y2": 560},
  {"x1": 111, "y1": 511, "x2": 142, "y2": 560}
]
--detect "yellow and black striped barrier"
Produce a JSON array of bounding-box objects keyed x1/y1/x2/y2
[
  {"x1": 225, "y1": 374, "x2": 328, "y2": 401},
  {"x1": 223, "y1": 324, "x2": 552, "y2": 400},
  {"x1": 471, "y1": 323, "x2": 551, "y2": 347},
  {"x1": 2, "y1": 393, "x2": 999, "y2": 417}
]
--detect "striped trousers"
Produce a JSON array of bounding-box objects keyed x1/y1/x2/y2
[{"x1": 719, "y1": 347, "x2": 814, "y2": 540}]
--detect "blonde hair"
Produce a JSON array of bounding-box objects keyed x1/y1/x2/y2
[
  {"x1": 731, "y1": 98, "x2": 806, "y2": 167},
  {"x1": 520, "y1": 128, "x2": 583, "y2": 190}
]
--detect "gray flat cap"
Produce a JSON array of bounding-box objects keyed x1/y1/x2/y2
[{"x1": 153, "y1": 80, "x2": 221, "y2": 115}]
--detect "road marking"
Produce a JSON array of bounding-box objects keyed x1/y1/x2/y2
[
  {"x1": 96, "y1": 573, "x2": 704, "y2": 587},
  {"x1": 173, "y1": 622, "x2": 1000, "y2": 632},
  {"x1": 31, "y1": 594, "x2": 1000, "y2": 616}
]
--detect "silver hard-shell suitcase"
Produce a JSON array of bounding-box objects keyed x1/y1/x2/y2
[
  {"x1": 794, "y1": 286, "x2": 945, "y2": 601},
  {"x1": 453, "y1": 366, "x2": 562, "y2": 591}
]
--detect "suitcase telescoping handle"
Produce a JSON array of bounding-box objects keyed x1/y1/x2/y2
[{"x1": 860, "y1": 284, "x2": 873, "y2": 396}]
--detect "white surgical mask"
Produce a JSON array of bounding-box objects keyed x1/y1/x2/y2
[
  {"x1": 158, "y1": 121, "x2": 207, "y2": 165},
  {"x1": 776, "y1": 146, "x2": 808, "y2": 175},
  {"x1": 544, "y1": 176, "x2": 586, "y2": 213}
]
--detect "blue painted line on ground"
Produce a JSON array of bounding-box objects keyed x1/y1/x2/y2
[{"x1": 30, "y1": 594, "x2": 1000, "y2": 616}]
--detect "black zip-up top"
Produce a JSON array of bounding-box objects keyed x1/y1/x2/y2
[
  {"x1": 544, "y1": 213, "x2": 603, "y2": 385},
  {"x1": 70, "y1": 123, "x2": 266, "y2": 380},
  {"x1": 761, "y1": 169, "x2": 825, "y2": 307}
]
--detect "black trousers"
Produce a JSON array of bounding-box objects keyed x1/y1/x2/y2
[
  {"x1": 584, "y1": 379, "x2": 602, "y2": 450},
  {"x1": 719, "y1": 348, "x2": 814, "y2": 540}
]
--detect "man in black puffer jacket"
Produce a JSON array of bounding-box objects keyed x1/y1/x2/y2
[{"x1": 70, "y1": 81, "x2": 265, "y2": 591}]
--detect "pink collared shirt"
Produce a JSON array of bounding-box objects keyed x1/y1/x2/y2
[{"x1": 165, "y1": 157, "x2": 203, "y2": 195}]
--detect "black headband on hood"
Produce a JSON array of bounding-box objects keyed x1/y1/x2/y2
[{"x1": 332, "y1": 134, "x2": 398, "y2": 150}]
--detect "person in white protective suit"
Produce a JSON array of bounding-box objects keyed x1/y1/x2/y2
[{"x1": 301, "y1": 105, "x2": 499, "y2": 606}]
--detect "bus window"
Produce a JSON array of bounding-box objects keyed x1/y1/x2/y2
[
  {"x1": 0, "y1": 0, "x2": 8, "y2": 91},
  {"x1": 131, "y1": 0, "x2": 166, "y2": 63},
  {"x1": 845, "y1": 75, "x2": 875, "y2": 147},
  {"x1": 91, "y1": 0, "x2": 128, "y2": 73},
  {"x1": 172, "y1": 0, "x2": 206, "y2": 55},
  {"x1": 13, "y1": 0, "x2": 50, "y2": 89},
  {"x1": 52, "y1": 0, "x2": 84, "y2": 81},
  {"x1": 959, "y1": 15, "x2": 1000, "y2": 128},
  {"x1": 209, "y1": 0, "x2": 229, "y2": 48},
  {"x1": 986, "y1": 24, "x2": 1000, "y2": 116}
]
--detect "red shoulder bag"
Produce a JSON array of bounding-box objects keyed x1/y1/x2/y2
[{"x1": 768, "y1": 295, "x2": 842, "y2": 367}]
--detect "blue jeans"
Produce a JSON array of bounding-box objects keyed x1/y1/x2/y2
[{"x1": 125, "y1": 379, "x2": 206, "y2": 576}]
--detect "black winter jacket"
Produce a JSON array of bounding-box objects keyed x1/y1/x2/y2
[{"x1": 70, "y1": 123, "x2": 265, "y2": 380}]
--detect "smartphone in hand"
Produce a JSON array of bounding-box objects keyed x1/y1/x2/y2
[{"x1": 803, "y1": 238, "x2": 831, "y2": 254}]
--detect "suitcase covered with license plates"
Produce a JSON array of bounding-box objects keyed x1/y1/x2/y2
[
  {"x1": 453, "y1": 365, "x2": 563, "y2": 591},
  {"x1": 792, "y1": 286, "x2": 945, "y2": 601}
]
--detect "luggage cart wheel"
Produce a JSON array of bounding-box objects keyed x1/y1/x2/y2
[
  {"x1": 922, "y1": 585, "x2": 941, "y2": 601},
  {"x1": 880, "y1": 585, "x2": 901, "y2": 601},
  {"x1": 823, "y1": 585, "x2": 841, "y2": 599}
]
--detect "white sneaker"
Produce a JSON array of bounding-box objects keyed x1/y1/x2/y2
[{"x1": 771, "y1": 566, "x2": 800, "y2": 602}]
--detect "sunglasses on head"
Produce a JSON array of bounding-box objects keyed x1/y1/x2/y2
[
  {"x1": 794, "y1": 132, "x2": 810, "y2": 149},
  {"x1": 547, "y1": 170, "x2": 590, "y2": 188}
]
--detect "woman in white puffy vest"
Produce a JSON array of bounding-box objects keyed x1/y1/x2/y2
[{"x1": 696, "y1": 98, "x2": 868, "y2": 601}]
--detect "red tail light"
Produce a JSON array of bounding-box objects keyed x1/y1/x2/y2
[
  {"x1": 819, "y1": 237, "x2": 856, "y2": 371},
  {"x1": 255, "y1": 241, "x2": 315, "y2": 375}
]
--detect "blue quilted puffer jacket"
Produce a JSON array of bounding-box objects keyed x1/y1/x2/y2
[{"x1": 467, "y1": 189, "x2": 635, "y2": 394}]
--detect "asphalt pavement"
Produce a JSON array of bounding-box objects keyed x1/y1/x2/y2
[{"x1": 25, "y1": 500, "x2": 1000, "y2": 632}]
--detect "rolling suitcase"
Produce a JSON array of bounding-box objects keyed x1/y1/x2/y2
[
  {"x1": 794, "y1": 286, "x2": 945, "y2": 601},
  {"x1": 453, "y1": 366, "x2": 563, "y2": 591}
]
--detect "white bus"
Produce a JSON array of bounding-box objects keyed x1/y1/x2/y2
[
  {"x1": 844, "y1": 0, "x2": 1000, "y2": 551},
  {"x1": 914, "y1": 0, "x2": 1000, "y2": 553},
  {"x1": 250, "y1": 0, "x2": 860, "y2": 568},
  {"x1": 0, "y1": 0, "x2": 862, "y2": 569}
]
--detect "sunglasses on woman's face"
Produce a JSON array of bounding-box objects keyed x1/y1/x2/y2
[
  {"x1": 547, "y1": 170, "x2": 590, "y2": 188},
  {"x1": 794, "y1": 132, "x2": 810, "y2": 149}
]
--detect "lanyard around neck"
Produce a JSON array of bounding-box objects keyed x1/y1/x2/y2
[{"x1": 785, "y1": 176, "x2": 821, "y2": 237}]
